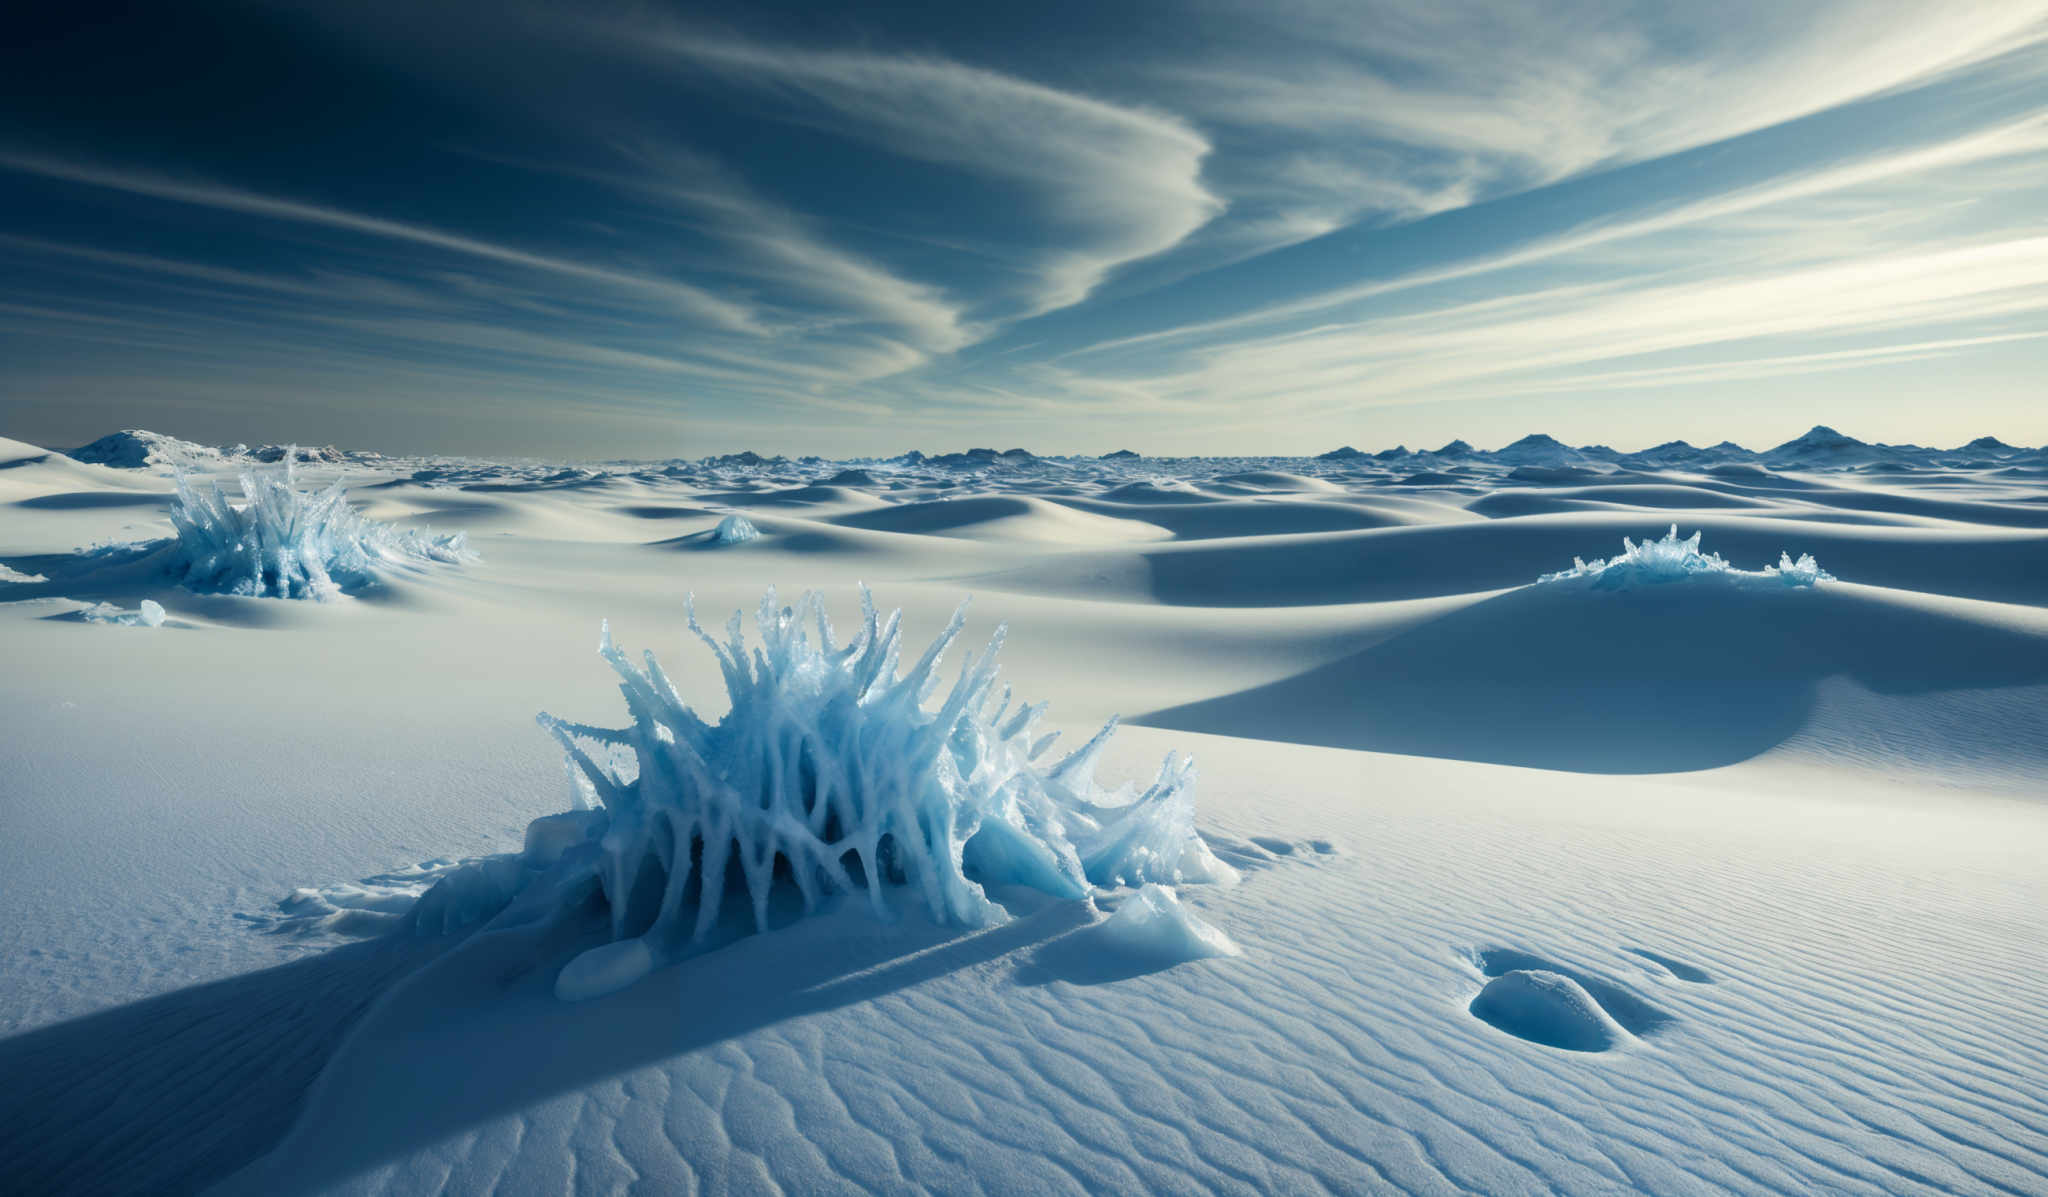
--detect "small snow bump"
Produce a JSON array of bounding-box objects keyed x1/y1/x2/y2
[
  {"x1": 1093, "y1": 884, "x2": 1240, "y2": 963},
  {"x1": 1470, "y1": 970, "x2": 1622, "y2": 1052}
]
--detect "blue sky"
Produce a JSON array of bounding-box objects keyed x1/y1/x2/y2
[{"x1": 3, "y1": 0, "x2": 2045, "y2": 457}]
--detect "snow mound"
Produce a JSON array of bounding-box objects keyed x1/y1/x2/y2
[
  {"x1": 168, "y1": 461, "x2": 471, "y2": 600},
  {"x1": 80, "y1": 599, "x2": 167, "y2": 627},
  {"x1": 710, "y1": 514, "x2": 759, "y2": 545},
  {"x1": 1539, "y1": 525, "x2": 1832, "y2": 589},
  {"x1": 1092, "y1": 884, "x2": 1240, "y2": 963},
  {"x1": 66, "y1": 429, "x2": 228, "y2": 471},
  {"x1": 0, "y1": 564, "x2": 48, "y2": 584},
  {"x1": 250, "y1": 859, "x2": 475, "y2": 938},
  {"x1": 415, "y1": 588, "x2": 1235, "y2": 1000},
  {"x1": 1470, "y1": 969, "x2": 1624, "y2": 1052}
]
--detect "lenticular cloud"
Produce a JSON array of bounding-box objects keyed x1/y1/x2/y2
[
  {"x1": 1539, "y1": 525, "x2": 1830, "y2": 589},
  {"x1": 168, "y1": 460, "x2": 470, "y2": 599},
  {"x1": 412, "y1": 587, "x2": 1235, "y2": 1000}
]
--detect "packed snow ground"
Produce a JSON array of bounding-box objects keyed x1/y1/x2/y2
[{"x1": 1, "y1": 428, "x2": 2046, "y2": 1195}]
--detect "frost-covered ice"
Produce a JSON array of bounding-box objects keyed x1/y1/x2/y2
[
  {"x1": 710, "y1": 513, "x2": 759, "y2": 544},
  {"x1": 1539, "y1": 525, "x2": 1832, "y2": 588},
  {"x1": 1091, "y1": 883, "x2": 1240, "y2": 963},
  {"x1": 79, "y1": 599, "x2": 167, "y2": 627},
  {"x1": 0, "y1": 564, "x2": 49, "y2": 584},
  {"x1": 168, "y1": 461, "x2": 470, "y2": 599},
  {"x1": 411, "y1": 587, "x2": 1233, "y2": 1000}
]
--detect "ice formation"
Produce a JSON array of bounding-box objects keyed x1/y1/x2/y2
[
  {"x1": 412, "y1": 588, "x2": 1235, "y2": 1000},
  {"x1": 167, "y1": 460, "x2": 470, "y2": 599},
  {"x1": 1539, "y1": 525, "x2": 1831, "y2": 589},
  {"x1": 711, "y1": 513, "x2": 759, "y2": 545},
  {"x1": 79, "y1": 599, "x2": 167, "y2": 627},
  {"x1": 1091, "y1": 884, "x2": 1241, "y2": 962},
  {"x1": 1767, "y1": 549, "x2": 1831, "y2": 586},
  {"x1": 0, "y1": 563, "x2": 48, "y2": 584}
]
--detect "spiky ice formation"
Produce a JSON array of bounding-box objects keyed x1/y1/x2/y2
[
  {"x1": 168, "y1": 460, "x2": 470, "y2": 599},
  {"x1": 1539, "y1": 525, "x2": 1831, "y2": 589},
  {"x1": 452, "y1": 588, "x2": 1236, "y2": 999}
]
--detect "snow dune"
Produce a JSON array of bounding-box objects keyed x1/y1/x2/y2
[{"x1": 2, "y1": 431, "x2": 2045, "y2": 1195}]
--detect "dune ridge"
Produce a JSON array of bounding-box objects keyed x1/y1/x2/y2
[{"x1": 2, "y1": 429, "x2": 2044, "y2": 1196}]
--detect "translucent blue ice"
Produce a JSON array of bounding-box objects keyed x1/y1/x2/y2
[
  {"x1": 419, "y1": 587, "x2": 1235, "y2": 999},
  {"x1": 168, "y1": 460, "x2": 470, "y2": 599},
  {"x1": 1092, "y1": 884, "x2": 1240, "y2": 962},
  {"x1": 80, "y1": 599, "x2": 166, "y2": 627},
  {"x1": 1539, "y1": 525, "x2": 1831, "y2": 589},
  {"x1": 711, "y1": 514, "x2": 759, "y2": 544}
]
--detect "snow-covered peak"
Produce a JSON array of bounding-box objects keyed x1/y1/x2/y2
[
  {"x1": 1767, "y1": 425, "x2": 1866, "y2": 457},
  {"x1": 66, "y1": 429, "x2": 229, "y2": 471},
  {"x1": 1490, "y1": 434, "x2": 1580, "y2": 466}
]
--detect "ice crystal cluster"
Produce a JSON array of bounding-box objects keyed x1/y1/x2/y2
[
  {"x1": 1540, "y1": 525, "x2": 1831, "y2": 589},
  {"x1": 416, "y1": 588, "x2": 1235, "y2": 1000},
  {"x1": 168, "y1": 461, "x2": 470, "y2": 599}
]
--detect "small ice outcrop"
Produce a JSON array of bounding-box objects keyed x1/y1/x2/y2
[
  {"x1": 1539, "y1": 525, "x2": 1831, "y2": 589},
  {"x1": 168, "y1": 459, "x2": 471, "y2": 599},
  {"x1": 1092, "y1": 884, "x2": 1240, "y2": 963},
  {"x1": 0, "y1": 563, "x2": 48, "y2": 584},
  {"x1": 80, "y1": 599, "x2": 167, "y2": 627},
  {"x1": 710, "y1": 514, "x2": 759, "y2": 545},
  {"x1": 1766, "y1": 550, "x2": 1830, "y2": 586},
  {"x1": 410, "y1": 587, "x2": 1235, "y2": 1001}
]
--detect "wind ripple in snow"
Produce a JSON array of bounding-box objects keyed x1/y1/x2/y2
[{"x1": 223, "y1": 755, "x2": 2048, "y2": 1196}]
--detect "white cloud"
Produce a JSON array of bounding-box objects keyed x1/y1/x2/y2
[
  {"x1": 1155, "y1": 0, "x2": 2048, "y2": 240},
  {"x1": 638, "y1": 33, "x2": 1224, "y2": 317},
  {"x1": 1075, "y1": 110, "x2": 2048, "y2": 360}
]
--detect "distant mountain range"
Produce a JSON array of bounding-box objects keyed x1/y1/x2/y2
[
  {"x1": 1320, "y1": 426, "x2": 2042, "y2": 471},
  {"x1": 56, "y1": 425, "x2": 2048, "y2": 477}
]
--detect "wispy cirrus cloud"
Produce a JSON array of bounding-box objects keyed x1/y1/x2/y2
[
  {"x1": 1148, "y1": 0, "x2": 2048, "y2": 254},
  {"x1": 543, "y1": 144, "x2": 979, "y2": 361},
  {"x1": 1072, "y1": 110, "x2": 2048, "y2": 362},
  {"x1": 5, "y1": 0, "x2": 2047, "y2": 454},
  {"x1": 632, "y1": 31, "x2": 1224, "y2": 319},
  {"x1": 0, "y1": 152, "x2": 769, "y2": 335},
  {"x1": 1158, "y1": 235, "x2": 2048, "y2": 409}
]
